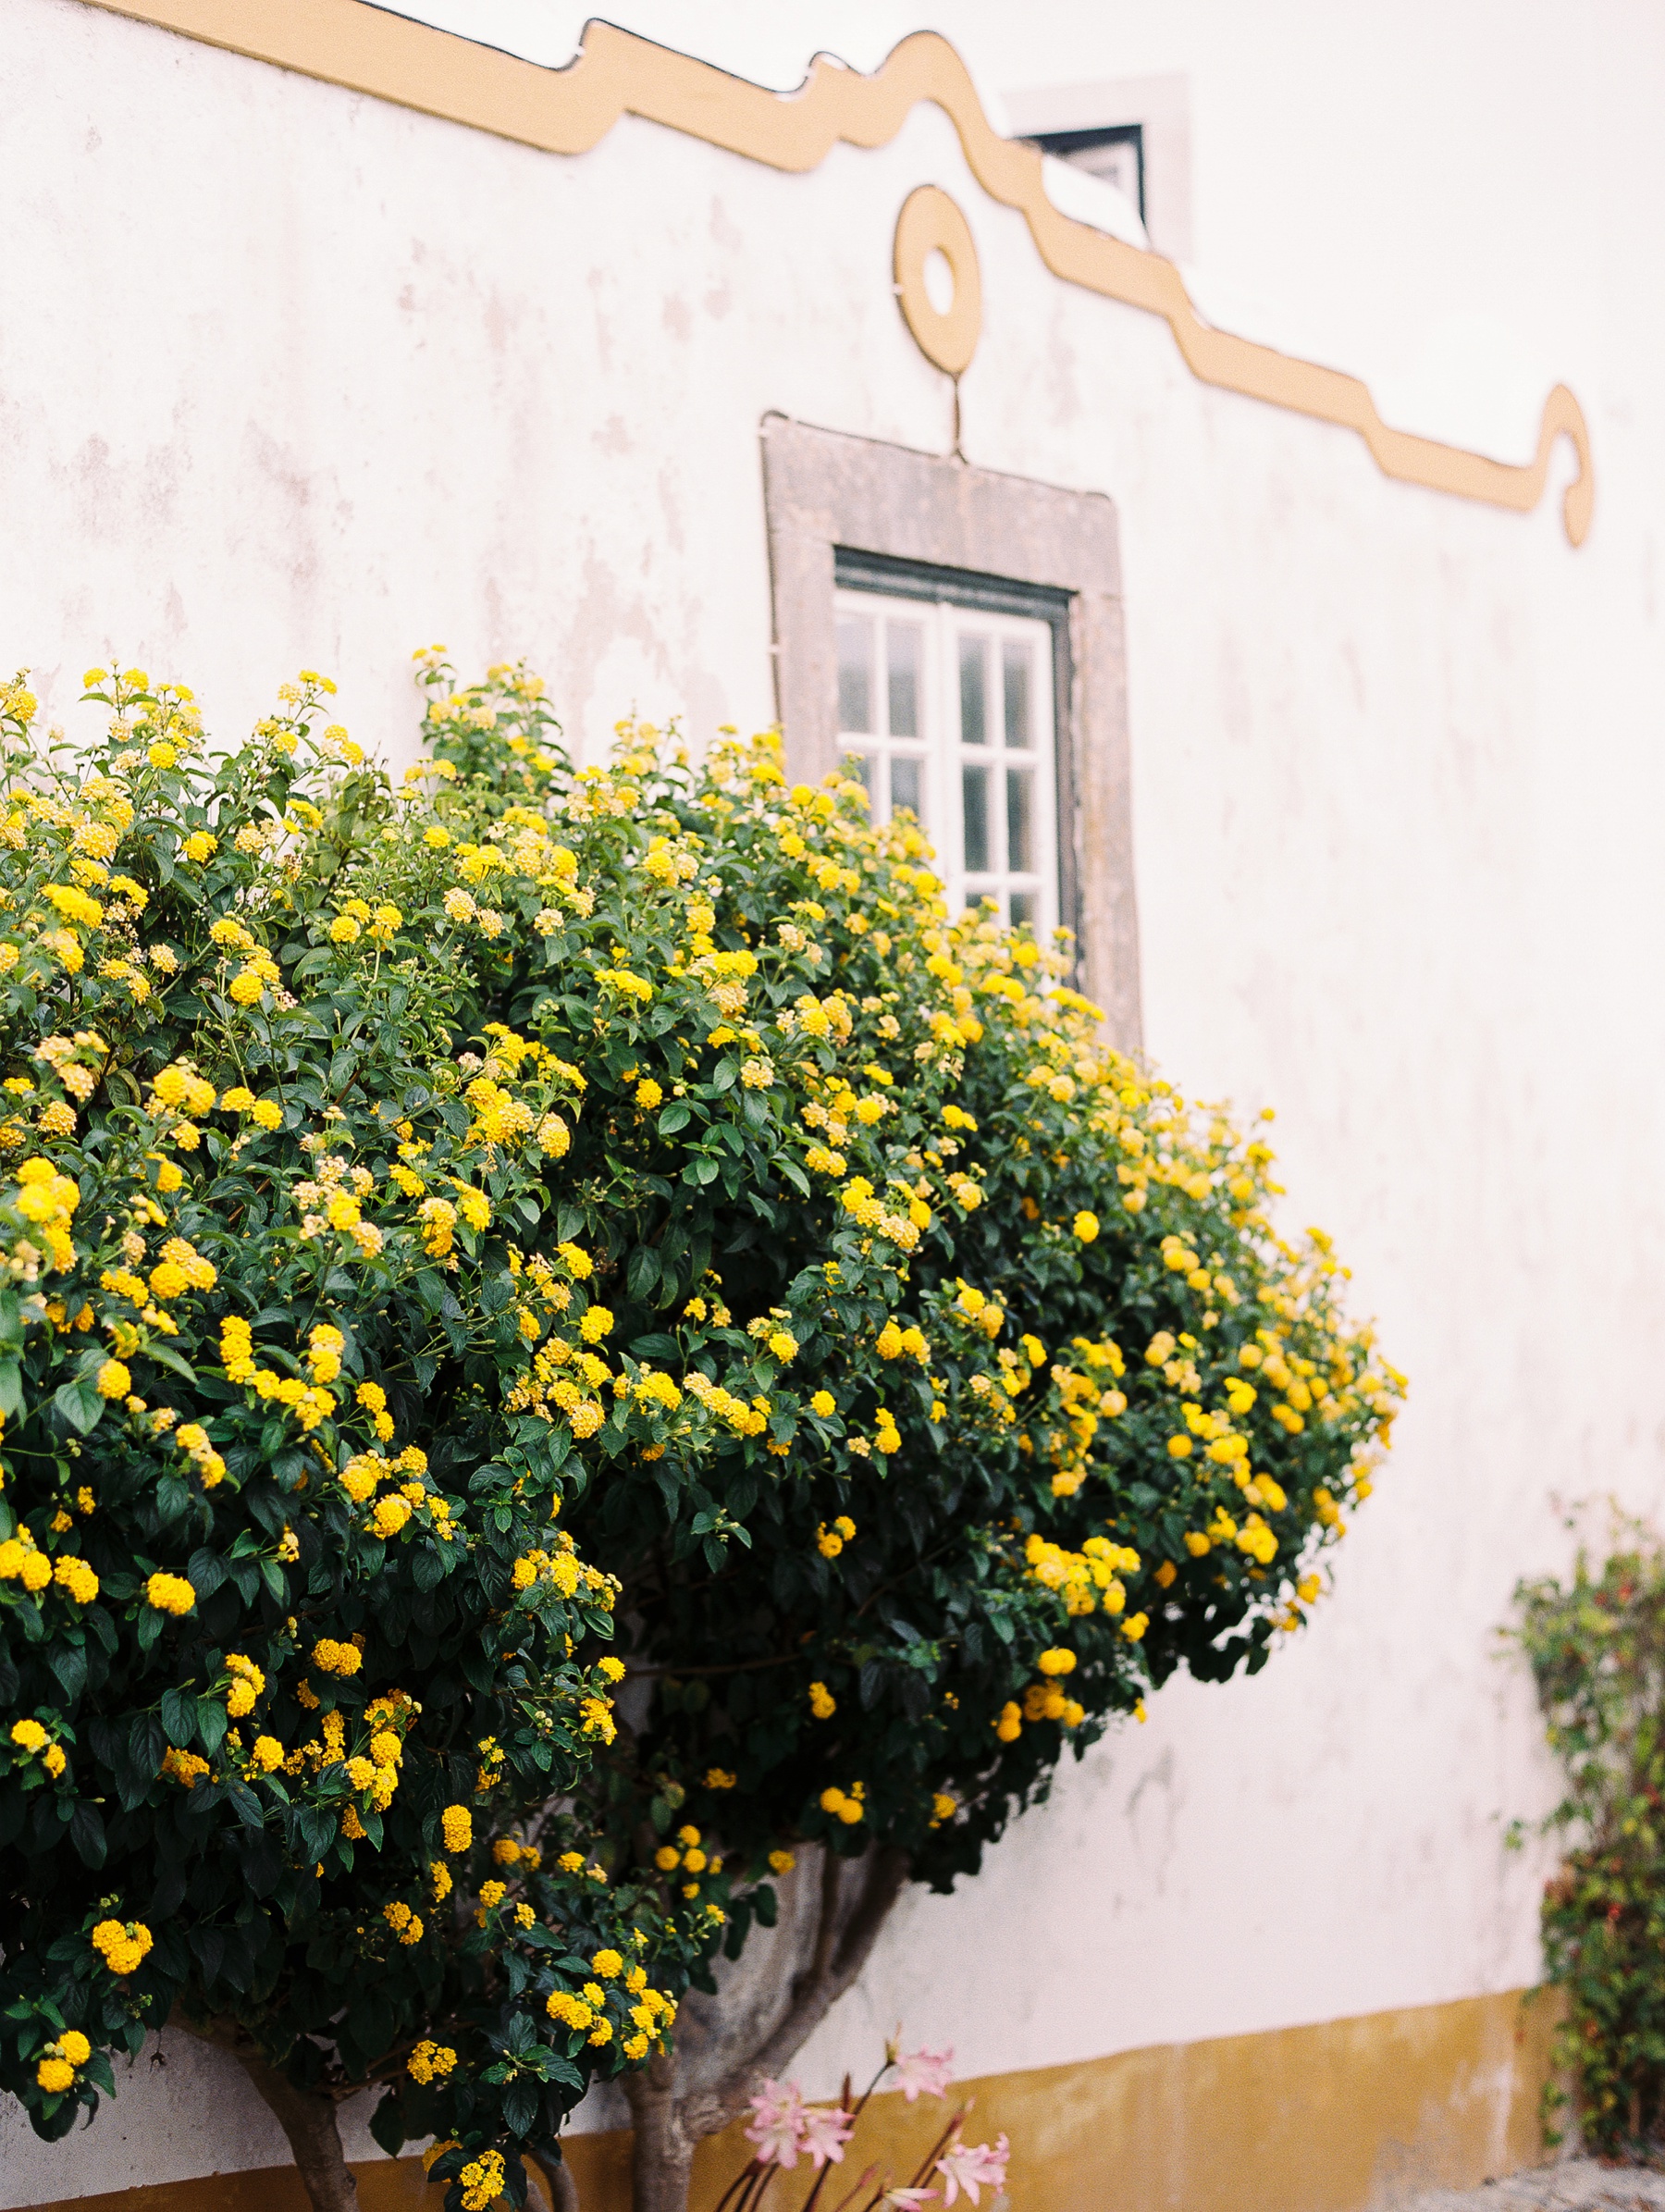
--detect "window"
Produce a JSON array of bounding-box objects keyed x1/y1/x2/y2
[
  {"x1": 761, "y1": 418, "x2": 1142, "y2": 1049},
  {"x1": 1002, "y1": 77, "x2": 1192, "y2": 261},
  {"x1": 1030, "y1": 124, "x2": 1144, "y2": 225},
  {"x1": 833, "y1": 585, "x2": 1059, "y2": 936}
]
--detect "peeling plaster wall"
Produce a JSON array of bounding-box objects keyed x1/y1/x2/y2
[{"x1": 3, "y1": 0, "x2": 1665, "y2": 2197}]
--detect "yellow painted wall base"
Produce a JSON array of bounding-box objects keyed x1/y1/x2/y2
[{"x1": 20, "y1": 1987, "x2": 1560, "y2": 2211}]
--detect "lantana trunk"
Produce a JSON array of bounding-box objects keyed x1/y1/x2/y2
[
  {"x1": 174, "y1": 2013, "x2": 358, "y2": 2212},
  {"x1": 623, "y1": 2056, "x2": 701, "y2": 2212},
  {"x1": 620, "y1": 1845, "x2": 908, "y2": 2212},
  {"x1": 235, "y1": 2053, "x2": 359, "y2": 2212}
]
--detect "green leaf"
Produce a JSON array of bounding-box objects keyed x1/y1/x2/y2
[
  {"x1": 161, "y1": 1687, "x2": 196, "y2": 1745},
  {"x1": 226, "y1": 1781, "x2": 264, "y2": 1828},
  {"x1": 145, "y1": 1344, "x2": 201, "y2": 1386},
  {"x1": 155, "y1": 1474, "x2": 192, "y2": 1525},
  {"x1": 52, "y1": 1378, "x2": 104, "y2": 1436},
  {"x1": 296, "y1": 1807, "x2": 337, "y2": 1861},
  {"x1": 501, "y1": 2080, "x2": 538, "y2": 2136},
  {"x1": 370, "y1": 2097, "x2": 408, "y2": 2158},
  {"x1": 657, "y1": 1102, "x2": 693, "y2": 1136},
  {"x1": 188, "y1": 1548, "x2": 228, "y2": 1600},
  {"x1": 68, "y1": 1800, "x2": 105, "y2": 1869}
]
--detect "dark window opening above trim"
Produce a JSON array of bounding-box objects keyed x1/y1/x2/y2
[
  {"x1": 1029, "y1": 122, "x2": 1145, "y2": 225},
  {"x1": 833, "y1": 548, "x2": 1072, "y2": 625}
]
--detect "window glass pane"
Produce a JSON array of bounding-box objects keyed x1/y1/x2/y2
[
  {"x1": 958, "y1": 636, "x2": 987, "y2": 746},
  {"x1": 838, "y1": 618, "x2": 873, "y2": 734},
  {"x1": 1003, "y1": 640, "x2": 1031, "y2": 750},
  {"x1": 891, "y1": 754, "x2": 923, "y2": 820},
  {"x1": 962, "y1": 764, "x2": 990, "y2": 873},
  {"x1": 888, "y1": 624, "x2": 921, "y2": 738},
  {"x1": 833, "y1": 590, "x2": 1053, "y2": 936},
  {"x1": 1006, "y1": 768, "x2": 1033, "y2": 875}
]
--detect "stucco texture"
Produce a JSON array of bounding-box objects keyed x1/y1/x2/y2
[{"x1": 2, "y1": 0, "x2": 1663, "y2": 2200}]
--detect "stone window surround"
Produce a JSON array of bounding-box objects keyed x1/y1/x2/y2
[{"x1": 759, "y1": 414, "x2": 1142, "y2": 1050}]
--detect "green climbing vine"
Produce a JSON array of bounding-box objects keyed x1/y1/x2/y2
[{"x1": 1514, "y1": 1519, "x2": 1665, "y2": 2157}]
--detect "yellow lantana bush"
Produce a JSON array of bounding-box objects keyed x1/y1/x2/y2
[{"x1": 0, "y1": 653, "x2": 1402, "y2": 2212}]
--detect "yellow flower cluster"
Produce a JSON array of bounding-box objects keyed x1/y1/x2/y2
[
  {"x1": 815, "y1": 1517, "x2": 856, "y2": 1560},
  {"x1": 144, "y1": 1572, "x2": 195, "y2": 1616},
  {"x1": 820, "y1": 1781, "x2": 866, "y2": 1825},
  {"x1": 172, "y1": 1419, "x2": 225, "y2": 1488},
  {"x1": 0, "y1": 1526, "x2": 52, "y2": 1593},
  {"x1": 458, "y1": 2148, "x2": 507, "y2": 2211},
  {"x1": 34, "y1": 2030, "x2": 91, "y2": 2095},
  {"x1": 511, "y1": 1541, "x2": 584, "y2": 1598},
  {"x1": 9, "y1": 1715, "x2": 67, "y2": 1779},
  {"x1": 1018, "y1": 1532, "x2": 1141, "y2": 1617},
  {"x1": 382, "y1": 1899, "x2": 426, "y2": 1946},
  {"x1": 547, "y1": 1965, "x2": 676, "y2": 2063},
  {"x1": 579, "y1": 1695, "x2": 618, "y2": 1745},
  {"x1": 217, "y1": 1314, "x2": 336, "y2": 1431},
  {"x1": 91, "y1": 1918, "x2": 153, "y2": 1977},
  {"x1": 222, "y1": 1652, "x2": 265, "y2": 1718},
  {"x1": 11, "y1": 1156, "x2": 80, "y2": 1273}
]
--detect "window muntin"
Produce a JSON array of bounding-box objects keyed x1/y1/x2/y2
[{"x1": 834, "y1": 588, "x2": 1057, "y2": 935}]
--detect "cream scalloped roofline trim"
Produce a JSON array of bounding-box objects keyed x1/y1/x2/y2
[{"x1": 77, "y1": 0, "x2": 1594, "y2": 545}]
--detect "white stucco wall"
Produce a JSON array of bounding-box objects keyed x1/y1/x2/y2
[{"x1": 3, "y1": 0, "x2": 1664, "y2": 2196}]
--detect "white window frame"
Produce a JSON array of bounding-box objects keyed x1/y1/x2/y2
[{"x1": 833, "y1": 587, "x2": 1059, "y2": 939}]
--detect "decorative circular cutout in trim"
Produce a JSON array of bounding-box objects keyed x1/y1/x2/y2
[{"x1": 894, "y1": 185, "x2": 982, "y2": 377}]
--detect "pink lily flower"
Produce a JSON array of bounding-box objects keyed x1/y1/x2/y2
[
  {"x1": 891, "y1": 2044, "x2": 955, "y2": 2102},
  {"x1": 744, "y1": 2079, "x2": 808, "y2": 2167},
  {"x1": 936, "y1": 2133, "x2": 1009, "y2": 2206},
  {"x1": 799, "y1": 2103, "x2": 856, "y2": 2169}
]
